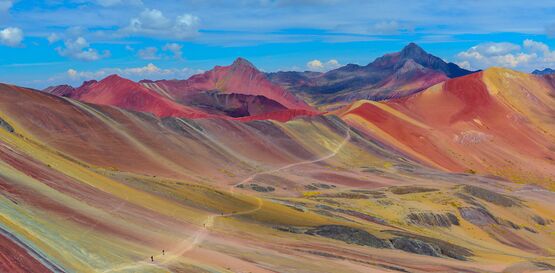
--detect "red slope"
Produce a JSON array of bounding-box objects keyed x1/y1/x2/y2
[
  {"x1": 345, "y1": 101, "x2": 462, "y2": 171},
  {"x1": 142, "y1": 58, "x2": 314, "y2": 111},
  {"x1": 0, "y1": 232, "x2": 53, "y2": 273},
  {"x1": 44, "y1": 75, "x2": 319, "y2": 122},
  {"x1": 70, "y1": 75, "x2": 210, "y2": 118},
  {"x1": 339, "y1": 69, "x2": 555, "y2": 182},
  {"x1": 42, "y1": 84, "x2": 75, "y2": 97}
]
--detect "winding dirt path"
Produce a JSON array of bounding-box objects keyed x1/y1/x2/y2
[{"x1": 103, "y1": 129, "x2": 351, "y2": 273}]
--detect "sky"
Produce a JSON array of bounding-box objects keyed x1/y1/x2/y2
[{"x1": 2, "y1": 0, "x2": 555, "y2": 88}]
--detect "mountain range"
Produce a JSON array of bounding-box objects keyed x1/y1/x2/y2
[
  {"x1": 44, "y1": 43, "x2": 473, "y2": 119},
  {"x1": 1, "y1": 43, "x2": 554, "y2": 273},
  {"x1": 44, "y1": 58, "x2": 316, "y2": 121},
  {"x1": 267, "y1": 43, "x2": 475, "y2": 105},
  {"x1": 532, "y1": 67, "x2": 555, "y2": 75}
]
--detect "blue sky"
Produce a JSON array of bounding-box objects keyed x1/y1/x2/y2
[{"x1": 1, "y1": 0, "x2": 555, "y2": 88}]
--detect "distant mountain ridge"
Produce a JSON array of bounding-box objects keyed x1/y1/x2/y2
[
  {"x1": 139, "y1": 57, "x2": 313, "y2": 111},
  {"x1": 43, "y1": 43, "x2": 473, "y2": 118},
  {"x1": 43, "y1": 58, "x2": 316, "y2": 121},
  {"x1": 51, "y1": 74, "x2": 211, "y2": 118},
  {"x1": 267, "y1": 43, "x2": 475, "y2": 105},
  {"x1": 532, "y1": 68, "x2": 555, "y2": 75}
]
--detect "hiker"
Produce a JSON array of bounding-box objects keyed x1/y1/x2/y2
[
  {"x1": 162, "y1": 250, "x2": 165, "y2": 255},
  {"x1": 151, "y1": 256, "x2": 154, "y2": 262}
]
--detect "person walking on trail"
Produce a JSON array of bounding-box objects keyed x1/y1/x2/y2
[
  {"x1": 162, "y1": 250, "x2": 165, "y2": 255},
  {"x1": 151, "y1": 256, "x2": 154, "y2": 262}
]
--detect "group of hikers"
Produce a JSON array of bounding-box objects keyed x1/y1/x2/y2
[
  {"x1": 149, "y1": 211, "x2": 234, "y2": 262},
  {"x1": 150, "y1": 250, "x2": 165, "y2": 262}
]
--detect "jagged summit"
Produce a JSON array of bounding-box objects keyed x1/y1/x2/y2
[
  {"x1": 137, "y1": 57, "x2": 313, "y2": 112},
  {"x1": 231, "y1": 57, "x2": 256, "y2": 68},
  {"x1": 102, "y1": 74, "x2": 126, "y2": 82},
  {"x1": 399, "y1": 42, "x2": 427, "y2": 59},
  {"x1": 265, "y1": 42, "x2": 474, "y2": 103}
]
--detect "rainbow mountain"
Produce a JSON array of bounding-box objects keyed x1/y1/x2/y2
[{"x1": 0, "y1": 44, "x2": 554, "y2": 273}]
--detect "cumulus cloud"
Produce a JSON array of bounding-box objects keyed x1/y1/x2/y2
[
  {"x1": 138, "y1": 47, "x2": 160, "y2": 60},
  {"x1": 163, "y1": 43, "x2": 183, "y2": 59},
  {"x1": 47, "y1": 33, "x2": 60, "y2": 44},
  {"x1": 67, "y1": 68, "x2": 78, "y2": 77},
  {"x1": 455, "y1": 40, "x2": 555, "y2": 71},
  {"x1": 306, "y1": 59, "x2": 341, "y2": 72},
  {"x1": 0, "y1": 27, "x2": 23, "y2": 46},
  {"x1": 121, "y1": 9, "x2": 200, "y2": 39},
  {"x1": 63, "y1": 63, "x2": 201, "y2": 83},
  {"x1": 524, "y1": 39, "x2": 550, "y2": 55},
  {"x1": 56, "y1": 36, "x2": 110, "y2": 61},
  {"x1": 136, "y1": 44, "x2": 183, "y2": 60}
]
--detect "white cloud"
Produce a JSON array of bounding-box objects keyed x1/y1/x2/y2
[
  {"x1": 307, "y1": 59, "x2": 341, "y2": 71},
  {"x1": 523, "y1": 39, "x2": 550, "y2": 55},
  {"x1": 56, "y1": 36, "x2": 110, "y2": 61},
  {"x1": 173, "y1": 14, "x2": 200, "y2": 38},
  {"x1": 121, "y1": 9, "x2": 200, "y2": 39},
  {"x1": 307, "y1": 59, "x2": 324, "y2": 70},
  {"x1": 62, "y1": 63, "x2": 202, "y2": 83},
  {"x1": 456, "y1": 60, "x2": 471, "y2": 70},
  {"x1": 67, "y1": 68, "x2": 78, "y2": 77},
  {"x1": 455, "y1": 40, "x2": 555, "y2": 71},
  {"x1": 0, "y1": 27, "x2": 23, "y2": 47},
  {"x1": 138, "y1": 47, "x2": 159, "y2": 60},
  {"x1": 136, "y1": 43, "x2": 183, "y2": 60},
  {"x1": 372, "y1": 20, "x2": 402, "y2": 35},
  {"x1": 474, "y1": 42, "x2": 520, "y2": 56},
  {"x1": 163, "y1": 43, "x2": 183, "y2": 59},
  {"x1": 47, "y1": 33, "x2": 60, "y2": 44},
  {"x1": 0, "y1": 0, "x2": 12, "y2": 12}
]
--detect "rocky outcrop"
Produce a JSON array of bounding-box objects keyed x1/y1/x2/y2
[
  {"x1": 461, "y1": 185, "x2": 519, "y2": 207},
  {"x1": 389, "y1": 186, "x2": 438, "y2": 195},
  {"x1": 317, "y1": 192, "x2": 368, "y2": 199},
  {"x1": 532, "y1": 215, "x2": 552, "y2": 226},
  {"x1": 458, "y1": 207, "x2": 497, "y2": 226},
  {"x1": 237, "y1": 183, "x2": 275, "y2": 192},
  {"x1": 387, "y1": 231, "x2": 472, "y2": 261},
  {"x1": 274, "y1": 226, "x2": 304, "y2": 234},
  {"x1": 533, "y1": 262, "x2": 555, "y2": 271},
  {"x1": 496, "y1": 218, "x2": 520, "y2": 230},
  {"x1": 406, "y1": 212, "x2": 460, "y2": 227},
  {"x1": 306, "y1": 225, "x2": 392, "y2": 248},
  {"x1": 306, "y1": 225, "x2": 471, "y2": 260},
  {"x1": 315, "y1": 205, "x2": 388, "y2": 225},
  {"x1": 0, "y1": 117, "x2": 14, "y2": 133},
  {"x1": 391, "y1": 237, "x2": 441, "y2": 257},
  {"x1": 304, "y1": 183, "x2": 336, "y2": 190},
  {"x1": 459, "y1": 207, "x2": 524, "y2": 230}
]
